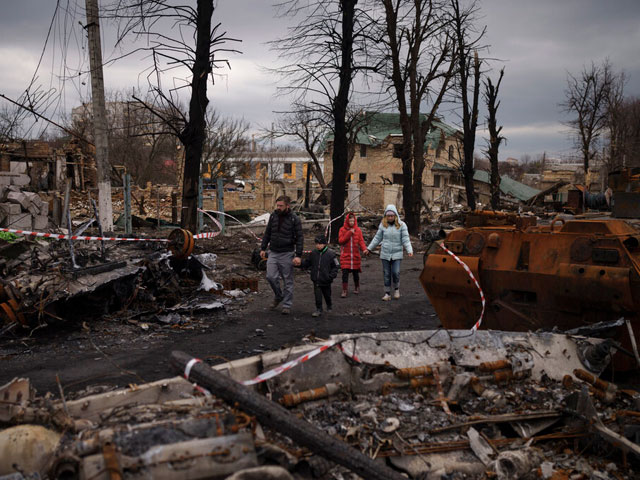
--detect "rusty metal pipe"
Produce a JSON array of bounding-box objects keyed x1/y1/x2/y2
[
  {"x1": 279, "y1": 383, "x2": 341, "y2": 407},
  {"x1": 409, "y1": 377, "x2": 435, "y2": 388},
  {"x1": 479, "y1": 359, "x2": 511, "y2": 372},
  {"x1": 493, "y1": 368, "x2": 515, "y2": 383},
  {"x1": 395, "y1": 365, "x2": 434, "y2": 378},
  {"x1": 573, "y1": 369, "x2": 617, "y2": 394}
]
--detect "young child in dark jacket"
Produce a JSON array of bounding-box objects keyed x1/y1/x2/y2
[{"x1": 301, "y1": 234, "x2": 340, "y2": 317}]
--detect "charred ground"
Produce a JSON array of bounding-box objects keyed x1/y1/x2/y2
[{"x1": 0, "y1": 228, "x2": 438, "y2": 396}]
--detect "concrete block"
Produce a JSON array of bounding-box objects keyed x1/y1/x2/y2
[
  {"x1": 0, "y1": 185, "x2": 7, "y2": 202},
  {"x1": 7, "y1": 213, "x2": 31, "y2": 230},
  {"x1": 39, "y1": 200, "x2": 49, "y2": 216},
  {"x1": 11, "y1": 174, "x2": 30, "y2": 186},
  {"x1": 23, "y1": 191, "x2": 40, "y2": 203},
  {"x1": 0, "y1": 203, "x2": 22, "y2": 215},
  {"x1": 33, "y1": 215, "x2": 48, "y2": 230},
  {"x1": 28, "y1": 204, "x2": 40, "y2": 216},
  {"x1": 7, "y1": 185, "x2": 21, "y2": 192},
  {"x1": 0, "y1": 172, "x2": 29, "y2": 186},
  {"x1": 9, "y1": 161, "x2": 27, "y2": 174},
  {"x1": 6, "y1": 191, "x2": 29, "y2": 210}
]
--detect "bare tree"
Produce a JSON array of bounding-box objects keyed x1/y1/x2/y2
[
  {"x1": 0, "y1": 105, "x2": 24, "y2": 143},
  {"x1": 69, "y1": 92, "x2": 181, "y2": 186},
  {"x1": 270, "y1": 1, "x2": 378, "y2": 240},
  {"x1": 201, "y1": 109, "x2": 252, "y2": 180},
  {"x1": 483, "y1": 67, "x2": 505, "y2": 210},
  {"x1": 378, "y1": 0, "x2": 456, "y2": 234},
  {"x1": 562, "y1": 60, "x2": 618, "y2": 174},
  {"x1": 267, "y1": 105, "x2": 328, "y2": 191},
  {"x1": 602, "y1": 72, "x2": 640, "y2": 171},
  {"x1": 450, "y1": 0, "x2": 485, "y2": 210},
  {"x1": 609, "y1": 97, "x2": 640, "y2": 168},
  {"x1": 106, "y1": 0, "x2": 239, "y2": 232}
]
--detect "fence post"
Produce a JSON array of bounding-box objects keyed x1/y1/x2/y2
[
  {"x1": 124, "y1": 173, "x2": 132, "y2": 235},
  {"x1": 216, "y1": 177, "x2": 225, "y2": 234},
  {"x1": 197, "y1": 177, "x2": 204, "y2": 234}
]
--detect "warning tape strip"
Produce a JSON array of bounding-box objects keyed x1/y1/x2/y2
[
  {"x1": 437, "y1": 243, "x2": 485, "y2": 331},
  {"x1": 242, "y1": 339, "x2": 338, "y2": 386},
  {"x1": 194, "y1": 209, "x2": 223, "y2": 239},
  {"x1": 182, "y1": 339, "x2": 362, "y2": 389},
  {"x1": 182, "y1": 358, "x2": 213, "y2": 396},
  {"x1": 0, "y1": 227, "x2": 168, "y2": 242}
]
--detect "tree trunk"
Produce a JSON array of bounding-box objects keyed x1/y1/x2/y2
[
  {"x1": 454, "y1": 0, "x2": 481, "y2": 211},
  {"x1": 490, "y1": 160, "x2": 500, "y2": 210},
  {"x1": 329, "y1": 0, "x2": 357, "y2": 243},
  {"x1": 304, "y1": 161, "x2": 311, "y2": 208},
  {"x1": 180, "y1": 0, "x2": 212, "y2": 233},
  {"x1": 485, "y1": 70, "x2": 504, "y2": 211},
  {"x1": 405, "y1": 117, "x2": 425, "y2": 235},
  {"x1": 463, "y1": 145, "x2": 476, "y2": 210}
]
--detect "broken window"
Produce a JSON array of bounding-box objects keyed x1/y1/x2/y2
[
  {"x1": 284, "y1": 163, "x2": 292, "y2": 175},
  {"x1": 448, "y1": 145, "x2": 454, "y2": 161},
  {"x1": 434, "y1": 175, "x2": 441, "y2": 188},
  {"x1": 360, "y1": 144, "x2": 367, "y2": 157},
  {"x1": 392, "y1": 144, "x2": 403, "y2": 158},
  {"x1": 392, "y1": 173, "x2": 403, "y2": 184},
  {"x1": 359, "y1": 173, "x2": 367, "y2": 183}
]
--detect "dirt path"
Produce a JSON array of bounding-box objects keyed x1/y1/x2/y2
[{"x1": 0, "y1": 253, "x2": 439, "y2": 395}]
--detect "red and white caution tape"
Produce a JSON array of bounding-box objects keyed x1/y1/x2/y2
[
  {"x1": 0, "y1": 227, "x2": 168, "y2": 242},
  {"x1": 241, "y1": 339, "x2": 338, "y2": 386},
  {"x1": 337, "y1": 343, "x2": 362, "y2": 363},
  {"x1": 437, "y1": 243, "x2": 485, "y2": 331},
  {"x1": 181, "y1": 338, "x2": 364, "y2": 389},
  {"x1": 182, "y1": 358, "x2": 212, "y2": 396},
  {"x1": 195, "y1": 209, "x2": 223, "y2": 239},
  {"x1": 201, "y1": 209, "x2": 263, "y2": 241}
]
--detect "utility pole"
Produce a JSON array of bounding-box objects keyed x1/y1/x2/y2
[{"x1": 85, "y1": 0, "x2": 114, "y2": 232}]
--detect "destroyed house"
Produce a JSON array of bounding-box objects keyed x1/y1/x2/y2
[
  {"x1": 200, "y1": 149, "x2": 324, "y2": 211},
  {"x1": 202, "y1": 150, "x2": 320, "y2": 184},
  {"x1": 473, "y1": 170, "x2": 541, "y2": 204},
  {"x1": 323, "y1": 112, "x2": 463, "y2": 211}
]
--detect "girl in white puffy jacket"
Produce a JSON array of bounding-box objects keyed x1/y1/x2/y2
[{"x1": 365, "y1": 204, "x2": 413, "y2": 301}]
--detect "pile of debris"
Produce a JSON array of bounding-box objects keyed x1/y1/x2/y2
[
  {"x1": 0, "y1": 185, "x2": 49, "y2": 231},
  {"x1": 0, "y1": 233, "x2": 257, "y2": 335},
  {"x1": 1, "y1": 329, "x2": 637, "y2": 479}
]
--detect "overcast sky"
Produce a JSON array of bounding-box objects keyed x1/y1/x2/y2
[{"x1": 1, "y1": 0, "x2": 639, "y2": 162}]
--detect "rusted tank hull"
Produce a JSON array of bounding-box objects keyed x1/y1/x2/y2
[{"x1": 420, "y1": 215, "x2": 640, "y2": 368}]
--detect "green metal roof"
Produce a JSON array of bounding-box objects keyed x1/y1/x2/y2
[
  {"x1": 355, "y1": 112, "x2": 459, "y2": 150},
  {"x1": 321, "y1": 112, "x2": 459, "y2": 152},
  {"x1": 473, "y1": 170, "x2": 540, "y2": 202},
  {"x1": 432, "y1": 162, "x2": 456, "y2": 172}
]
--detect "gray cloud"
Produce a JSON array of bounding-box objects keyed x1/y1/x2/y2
[{"x1": 0, "y1": 0, "x2": 638, "y2": 161}]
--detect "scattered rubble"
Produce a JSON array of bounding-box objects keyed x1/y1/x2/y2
[
  {"x1": 0, "y1": 329, "x2": 638, "y2": 479},
  {"x1": 0, "y1": 185, "x2": 49, "y2": 231}
]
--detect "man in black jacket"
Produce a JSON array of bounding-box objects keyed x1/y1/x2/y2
[{"x1": 260, "y1": 195, "x2": 303, "y2": 314}]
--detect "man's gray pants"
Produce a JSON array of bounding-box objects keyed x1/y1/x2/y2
[{"x1": 266, "y1": 251, "x2": 295, "y2": 308}]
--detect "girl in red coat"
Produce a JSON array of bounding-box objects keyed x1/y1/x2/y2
[{"x1": 338, "y1": 212, "x2": 368, "y2": 297}]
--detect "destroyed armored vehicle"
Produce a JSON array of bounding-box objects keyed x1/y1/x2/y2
[{"x1": 420, "y1": 211, "x2": 640, "y2": 369}]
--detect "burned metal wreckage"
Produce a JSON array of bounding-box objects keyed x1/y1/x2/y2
[
  {"x1": 1, "y1": 329, "x2": 639, "y2": 479},
  {"x1": 0, "y1": 211, "x2": 640, "y2": 479},
  {"x1": 420, "y1": 211, "x2": 640, "y2": 370}
]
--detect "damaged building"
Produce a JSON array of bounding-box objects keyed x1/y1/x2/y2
[{"x1": 322, "y1": 112, "x2": 463, "y2": 212}]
